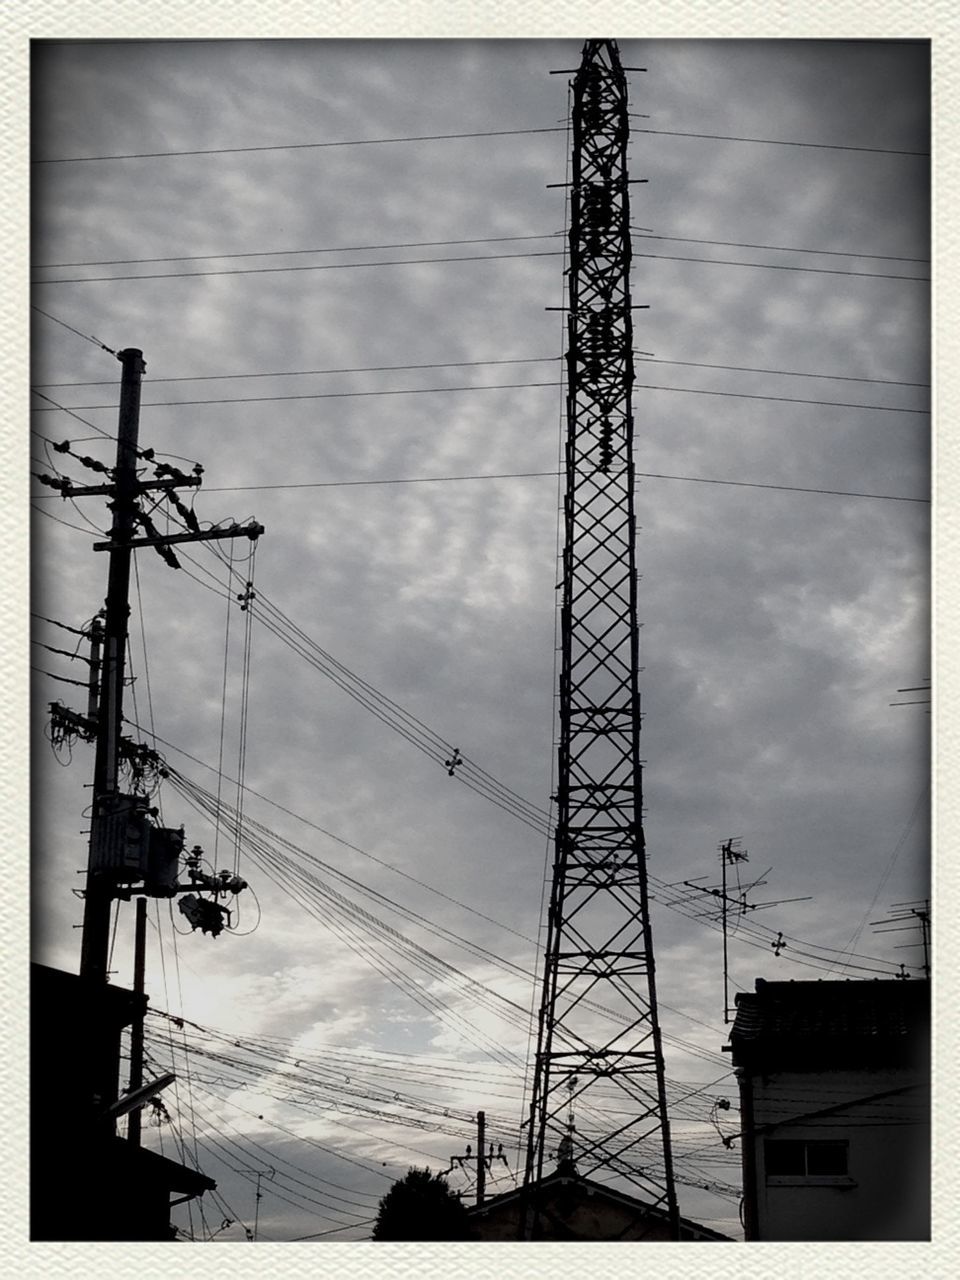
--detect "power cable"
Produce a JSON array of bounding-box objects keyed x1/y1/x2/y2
[
  {"x1": 32, "y1": 350, "x2": 927, "y2": 392},
  {"x1": 32, "y1": 249, "x2": 563, "y2": 285},
  {"x1": 32, "y1": 246, "x2": 928, "y2": 285},
  {"x1": 32, "y1": 380, "x2": 928, "y2": 414},
  {"x1": 628, "y1": 121, "x2": 929, "y2": 157},
  {"x1": 31, "y1": 380, "x2": 561, "y2": 411},
  {"x1": 34, "y1": 233, "x2": 562, "y2": 269},
  {"x1": 632, "y1": 229, "x2": 928, "y2": 265},
  {"x1": 34, "y1": 466, "x2": 927, "y2": 504},
  {"x1": 632, "y1": 382, "x2": 928, "y2": 414},
  {"x1": 632, "y1": 250, "x2": 927, "y2": 282},
  {"x1": 34, "y1": 356, "x2": 561, "y2": 389},
  {"x1": 635, "y1": 355, "x2": 928, "y2": 390},
  {"x1": 30, "y1": 304, "x2": 119, "y2": 355},
  {"x1": 31, "y1": 119, "x2": 930, "y2": 165},
  {"x1": 34, "y1": 229, "x2": 929, "y2": 271},
  {"x1": 32, "y1": 126, "x2": 568, "y2": 164}
]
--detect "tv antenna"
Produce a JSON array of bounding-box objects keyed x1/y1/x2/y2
[
  {"x1": 682, "y1": 838, "x2": 811, "y2": 1022},
  {"x1": 870, "y1": 899, "x2": 930, "y2": 977}
]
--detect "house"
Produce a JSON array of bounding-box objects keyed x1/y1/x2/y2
[
  {"x1": 467, "y1": 1166, "x2": 731, "y2": 1241},
  {"x1": 31, "y1": 963, "x2": 215, "y2": 1241},
  {"x1": 728, "y1": 977, "x2": 930, "y2": 1241}
]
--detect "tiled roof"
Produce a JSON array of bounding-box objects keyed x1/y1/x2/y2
[{"x1": 729, "y1": 978, "x2": 929, "y2": 1066}]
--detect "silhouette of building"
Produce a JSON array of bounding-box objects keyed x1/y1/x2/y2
[
  {"x1": 31, "y1": 963, "x2": 214, "y2": 1241},
  {"x1": 729, "y1": 977, "x2": 930, "y2": 1241},
  {"x1": 468, "y1": 1167, "x2": 731, "y2": 1241}
]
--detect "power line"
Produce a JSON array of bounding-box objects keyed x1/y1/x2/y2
[
  {"x1": 629, "y1": 122, "x2": 929, "y2": 157},
  {"x1": 632, "y1": 382, "x2": 928, "y2": 414},
  {"x1": 33, "y1": 233, "x2": 561, "y2": 269},
  {"x1": 30, "y1": 304, "x2": 118, "y2": 355},
  {"x1": 29, "y1": 391, "x2": 113, "y2": 438},
  {"x1": 31, "y1": 120, "x2": 930, "y2": 166},
  {"x1": 32, "y1": 246, "x2": 928, "y2": 286},
  {"x1": 32, "y1": 354, "x2": 926, "y2": 393},
  {"x1": 32, "y1": 380, "x2": 928, "y2": 415},
  {"x1": 30, "y1": 381, "x2": 560, "y2": 411},
  {"x1": 33, "y1": 229, "x2": 930, "y2": 271},
  {"x1": 31, "y1": 126, "x2": 567, "y2": 164},
  {"x1": 194, "y1": 470, "x2": 928, "y2": 504},
  {"x1": 32, "y1": 249, "x2": 563, "y2": 285},
  {"x1": 33, "y1": 356, "x2": 561, "y2": 389},
  {"x1": 636, "y1": 356, "x2": 928, "y2": 390},
  {"x1": 632, "y1": 229, "x2": 928, "y2": 265},
  {"x1": 32, "y1": 465, "x2": 927, "y2": 505},
  {"x1": 117, "y1": 538, "x2": 909, "y2": 987},
  {"x1": 633, "y1": 250, "x2": 927, "y2": 283}
]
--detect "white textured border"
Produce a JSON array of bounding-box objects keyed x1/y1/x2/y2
[{"x1": 3, "y1": 3, "x2": 955, "y2": 1277}]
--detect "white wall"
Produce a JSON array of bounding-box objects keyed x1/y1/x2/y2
[{"x1": 749, "y1": 1066, "x2": 929, "y2": 1241}]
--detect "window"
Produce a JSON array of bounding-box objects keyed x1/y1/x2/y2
[{"x1": 765, "y1": 1139, "x2": 848, "y2": 1180}]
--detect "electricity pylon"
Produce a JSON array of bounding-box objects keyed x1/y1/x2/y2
[{"x1": 523, "y1": 40, "x2": 679, "y2": 1238}]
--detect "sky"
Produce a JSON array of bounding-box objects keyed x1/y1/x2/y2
[{"x1": 28, "y1": 37, "x2": 930, "y2": 1245}]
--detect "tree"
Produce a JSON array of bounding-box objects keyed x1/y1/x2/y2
[{"x1": 372, "y1": 1166, "x2": 474, "y2": 1241}]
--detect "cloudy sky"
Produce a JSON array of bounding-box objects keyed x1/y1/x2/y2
[{"x1": 29, "y1": 37, "x2": 930, "y2": 1244}]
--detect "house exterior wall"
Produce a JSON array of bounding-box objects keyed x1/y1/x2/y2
[{"x1": 744, "y1": 1065, "x2": 929, "y2": 1241}]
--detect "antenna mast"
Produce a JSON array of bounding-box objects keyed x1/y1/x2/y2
[{"x1": 523, "y1": 40, "x2": 679, "y2": 1237}]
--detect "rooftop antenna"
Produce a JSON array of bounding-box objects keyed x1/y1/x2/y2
[
  {"x1": 683, "y1": 838, "x2": 811, "y2": 1022},
  {"x1": 870, "y1": 899, "x2": 931, "y2": 977}
]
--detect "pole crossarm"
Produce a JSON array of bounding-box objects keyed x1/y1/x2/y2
[
  {"x1": 92, "y1": 521, "x2": 264, "y2": 552},
  {"x1": 41, "y1": 475, "x2": 202, "y2": 499},
  {"x1": 522, "y1": 40, "x2": 679, "y2": 1240}
]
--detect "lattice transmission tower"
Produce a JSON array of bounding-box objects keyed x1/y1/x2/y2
[{"x1": 523, "y1": 40, "x2": 679, "y2": 1236}]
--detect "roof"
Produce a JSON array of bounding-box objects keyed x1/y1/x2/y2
[
  {"x1": 729, "y1": 978, "x2": 929, "y2": 1070},
  {"x1": 106, "y1": 1135, "x2": 216, "y2": 1195},
  {"x1": 467, "y1": 1170, "x2": 732, "y2": 1241},
  {"x1": 32, "y1": 962, "x2": 145, "y2": 1029}
]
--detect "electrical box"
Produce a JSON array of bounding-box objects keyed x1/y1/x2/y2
[
  {"x1": 90, "y1": 793, "x2": 151, "y2": 881},
  {"x1": 145, "y1": 827, "x2": 185, "y2": 897}
]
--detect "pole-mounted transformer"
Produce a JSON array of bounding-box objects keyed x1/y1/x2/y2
[{"x1": 523, "y1": 40, "x2": 679, "y2": 1238}]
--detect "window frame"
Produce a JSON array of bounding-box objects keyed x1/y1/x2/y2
[{"x1": 763, "y1": 1138, "x2": 855, "y2": 1188}]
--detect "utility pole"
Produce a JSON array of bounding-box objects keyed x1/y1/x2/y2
[
  {"x1": 42, "y1": 346, "x2": 264, "y2": 1117},
  {"x1": 523, "y1": 40, "x2": 679, "y2": 1239},
  {"x1": 80, "y1": 348, "x2": 145, "y2": 984},
  {"x1": 446, "y1": 1110, "x2": 508, "y2": 1207},
  {"x1": 126, "y1": 896, "x2": 148, "y2": 1147},
  {"x1": 477, "y1": 1109, "x2": 486, "y2": 1207},
  {"x1": 252, "y1": 1166, "x2": 275, "y2": 1241}
]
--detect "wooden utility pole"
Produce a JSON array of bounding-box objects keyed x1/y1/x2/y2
[
  {"x1": 68, "y1": 347, "x2": 264, "y2": 990},
  {"x1": 80, "y1": 348, "x2": 145, "y2": 984},
  {"x1": 126, "y1": 896, "x2": 148, "y2": 1147},
  {"x1": 42, "y1": 345, "x2": 266, "y2": 1121},
  {"x1": 476, "y1": 1110, "x2": 486, "y2": 1207},
  {"x1": 446, "y1": 1110, "x2": 507, "y2": 1206}
]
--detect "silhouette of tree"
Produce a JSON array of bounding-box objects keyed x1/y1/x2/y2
[{"x1": 372, "y1": 1166, "x2": 474, "y2": 1241}]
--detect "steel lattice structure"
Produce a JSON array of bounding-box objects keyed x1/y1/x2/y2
[{"x1": 523, "y1": 40, "x2": 679, "y2": 1236}]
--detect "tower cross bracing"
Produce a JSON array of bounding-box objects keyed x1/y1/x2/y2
[{"x1": 524, "y1": 39, "x2": 679, "y2": 1236}]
